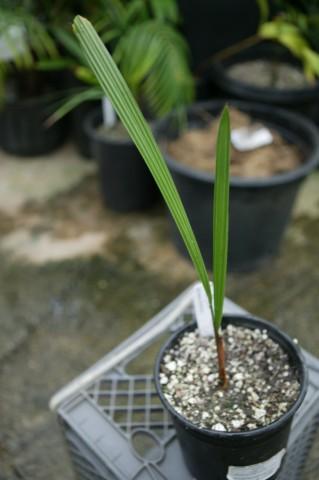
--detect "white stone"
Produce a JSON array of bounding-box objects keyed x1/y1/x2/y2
[
  {"x1": 231, "y1": 419, "x2": 244, "y2": 429},
  {"x1": 212, "y1": 423, "x2": 226, "y2": 432},
  {"x1": 253, "y1": 408, "x2": 266, "y2": 419},
  {"x1": 166, "y1": 361, "x2": 177, "y2": 372}
]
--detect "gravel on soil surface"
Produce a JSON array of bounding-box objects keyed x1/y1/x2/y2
[{"x1": 160, "y1": 324, "x2": 300, "y2": 432}]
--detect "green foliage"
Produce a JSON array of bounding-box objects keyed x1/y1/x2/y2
[
  {"x1": 256, "y1": 0, "x2": 269, "y2": 24},
  {"x1": 0, "y1": 7, "x2": 58, "y2": 69},
  {"x1": 258, "y1": 0, "x2": 319, "y2": 80},
  {"x1": 56, "y1": 0, "x2": 194, "y2": 119},
  {"x1": 213, "y1": 109, "x2": 230, "y2": 330},
  {"x1": 73, "y1": 16, "x2": 231, "y2": 330}
]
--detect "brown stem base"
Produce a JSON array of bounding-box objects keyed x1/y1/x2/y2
[{"x1": 214, "y1": 328, "x2": 228, "y2": 389}]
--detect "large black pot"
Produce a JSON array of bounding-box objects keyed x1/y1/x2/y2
[
  {"x1": 0, "y1": 94, "x2": 67, "y2": 156},
  {"x1": 210, "y1": 42, "x2": 319, "y2": 122},
  {"x1": 157, "y1": 100, "x2": 319, "y2": 271},
  {"x1": 85, "y1": 109, "x2": 159, "y2": 212},
  {"x1": 155, "y1": 314, "x2": 308, "y2": 480},
  {"x1": 178, "y1": 0, "x2": 260, "y2": 70}
]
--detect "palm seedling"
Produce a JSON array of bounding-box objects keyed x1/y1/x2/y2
[{"x1": 72, "y1": 16, "x2": 231, "y2": 387}]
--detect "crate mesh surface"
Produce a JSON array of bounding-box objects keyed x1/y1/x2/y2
[
  {"x1": 87, "y1": 375, "x2": 173, "y2": 441},
  {"x1": 56, "y1": 301, "x2": 319, "y2": 480}
]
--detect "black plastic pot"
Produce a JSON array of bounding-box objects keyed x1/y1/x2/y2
[
  {"x1": 155, "y1": 314, "x2": 308, "y2": 480},
  {"x1": 0, "y1": 94, "x2": 67, "y2": 156},
  {"x1": 157, "y1": 100, "x2": 319, "y2": 271},
  {"x1": 71, "y1": 101, "x2": 99, "y2": 158},
  {"x1": 178, "y1": 0, "x2": 260, "y2": 70},
  {"x1": 85, "y1": 109, "x2": 159, "y2": 212},
  {"x1": 210, "y1": 42, "x2": 319, "y2": 122}
]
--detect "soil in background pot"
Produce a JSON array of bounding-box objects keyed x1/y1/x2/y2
[
  {"x1": 160, "y1": 324, "x2": 300, "y2": 433},
  {"x1": 227, "y1": 60, "x2": 310, "y2": 90},
  {"x1": 97, "y1": 122, "x2": 130, "y2": 141},
  {"x1": 209, "y1": 43, "x2": 319, "y2": 122},
  {"x1": 165, "y1": 107, "x2": 303, "y2": 178},
  {"x1": 86, "y1": 109, "x2": 159, "y2": 212}
]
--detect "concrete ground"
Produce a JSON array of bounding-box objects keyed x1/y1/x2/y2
[{"x1": 0, "y1": 144, "x2": 318, "y2": 479}]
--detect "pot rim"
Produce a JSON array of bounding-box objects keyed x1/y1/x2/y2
[
  {"x1": 84, "y1": 107, "x2": 135, "y2": 146},
  {"x1": 157, "y1": 99, "x2": 319, "y2": 188},
  {"x1": 154, "y1": 313, "x2": 308, "y2": 441}
]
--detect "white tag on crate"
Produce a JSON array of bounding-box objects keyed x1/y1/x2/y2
[
  {"x1": 231, "y1": 125, "x2": 273, "y2": 152},
  {"x1": 227, "y1": 449, "x2": 286, "y2": 480},
  {"x1": 193, "y1": 282, "x2": 214, "y2": 337}
]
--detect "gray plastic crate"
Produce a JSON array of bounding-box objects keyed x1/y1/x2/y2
[{"x1": 51, "y1": 284, "x2": 319, "y2": 480}]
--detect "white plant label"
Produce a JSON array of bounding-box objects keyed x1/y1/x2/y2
[
  {"x1": 227, "y1": 449, "x2": 286, "y2": 480},
  {"x1": 0, "y1": 25, "x2": 26, "y2": 60},
  {"x1": 102, "y1": 96, "x2": 116, "y2": 128},
  {"x1": 193, "y1": 282, "x2": 214, "y2": 337},
  {"x1": 231, "y1": 125, "x2": 273, "y2": 152}
]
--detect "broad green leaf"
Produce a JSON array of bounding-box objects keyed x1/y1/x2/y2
[
  {"x1": 72, "y1": 16, "x2": 213, "y2": 307},
  {"x1": 213, "y1": 107, "x2": 231, "y2": 330}
]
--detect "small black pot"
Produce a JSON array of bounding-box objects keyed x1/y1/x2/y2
[
  {"x1": 210, "y1": 42, "x2": 319, "y2": 122},
  {"x1": 156, "y1": 100, "x2": 319, "y2": 271},
  {"x1": 0, "y1": 95, "x2": 67, "y2": 156},
  {"x1": 71, "y1": 101, "x2": 99, "y2": 158},
  {"x1": 155, "y1": 314, "x2": 308, "y2": 480},
  {"x1": 85, "y1": 109, "x2": 159, "y2": 212}
]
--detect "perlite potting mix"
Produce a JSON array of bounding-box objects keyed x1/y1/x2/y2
[{"x1": 160, "y1": 324, "x2": 300, "y2": 432}]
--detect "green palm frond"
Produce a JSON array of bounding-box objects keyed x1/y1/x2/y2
[
  {"x1": 50, "y1": 0, "x2": 194, "y2": 121},
  {"x1": 114, "y1": 20, "x2": 194, "y2": 116},
  {"x1": 53, "y1": 27, "x2": 85, "y2": 64},
  {"x1": 73, "y1": 15, "x2": 212, "y2": 306},
  {"x1": 47, "y1": 86, "x2": 103, "y2": 125},
  {"x1": 148, "y1": 0, "x2": 179, "y2": 23}
]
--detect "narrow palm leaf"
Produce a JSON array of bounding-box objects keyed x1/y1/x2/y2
[
  {"x1": 47, "y1": 86, "x2": 103, "y2": 125},
  {"x1": 213, "y1": 107, "x2": 230, "y2": 330},
  {"x1": 72, "y1": 15, "x2": 212, "y2": 304}
]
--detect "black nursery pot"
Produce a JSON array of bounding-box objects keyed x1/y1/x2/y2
[
  {"x1": 157, "y1": 100, "x2": 319, "y2": 271},
  {"x1": 177, "y1": 0, "x2": 260, "y2": 70},
  {"x1": 210, "y1": 42, "x2": 319, "y2": 122},
  {"x1": 155, "y1": 314, "x2": 308, "y2": 480},
  {"x1": 71, "y1": 100, "x2": 99, "y2": 159},
  {"x1": 85, "y1": 109, "x2": 158, "y2": 212},
  {"x1": 0, "y1": 95, "x2": 67, "y2": 156}
]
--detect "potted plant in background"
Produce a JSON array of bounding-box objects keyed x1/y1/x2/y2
[
  {"x1": 155, "y1": 99, "x2": 319, "y2": 271},
  {"x1": 51, "y1": 0, "x2": 195, "y2": 212},
  {"x1": 209, "y1": 0, "x2": 319, "y2": 122},
  {"x1": 0, "y1": 3, "x2": 70, "y2": 156},
  {"x1": 177, "y1": 0, "x2": 260, "y2": 98},
  {"x1": 73, "y1": 15, "x2": 307, "y2": 479}
]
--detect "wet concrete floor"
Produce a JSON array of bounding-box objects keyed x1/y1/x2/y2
[{"x1": 0, "y1": 145, "x2": 318, "y2": 479}]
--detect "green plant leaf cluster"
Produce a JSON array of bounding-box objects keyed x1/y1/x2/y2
[
  {"x1": 0, "y1": 7, "x2": 58, "y2": 69},
  {"x1": 258, "y1": 0, "x2": 319, "y2": 80},
  {"x1": 72, "y1": 16, "x2": 231, "y2": 331},
  {"x1": 55, "y1": 0, "x2": 194, "y2": 119}
]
